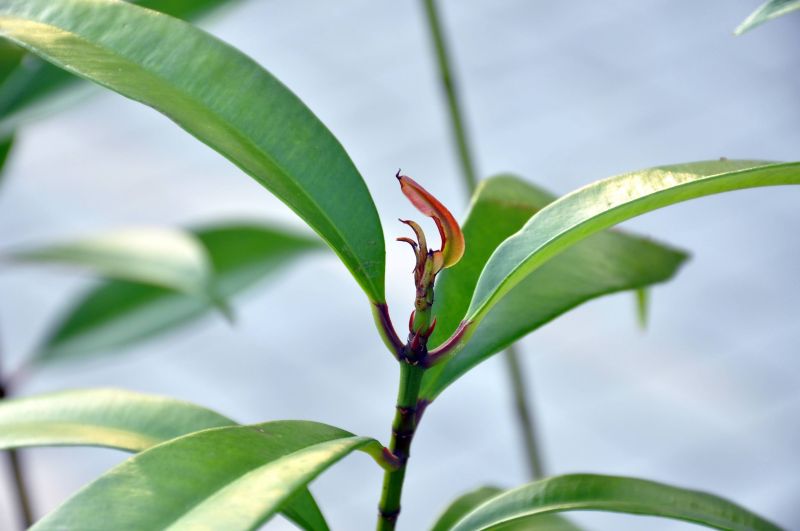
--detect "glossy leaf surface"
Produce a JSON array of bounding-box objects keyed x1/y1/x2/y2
[
  {"x1": 0, "y1": 389, "x2": 329, "y2": 531},
  {"x1": 7, "y1": 227, "x2": 213, "y2": 296},
  {"x1": 0, "y1": 388, "x2": 233, "y2": 451},
  {"x1": 32, "y1": 421, "x2": 385, "y2": 531},
  {"x1": 448, "y1": 474, "x2": 781, "y2": 531},
  {"x1": 0, "y1": 0, "x2": 385, "y2": 302},
  {"x1": 0, "y1": 0, "x2": 240, "y2": 134},
  {"x1": 33, "y1": 223, "x2": 322, "y2": 364},
  {"x1": 431, "y1": 485, "x2": 582, "y2": 531},
  {"x1": 466, "y1": 161, "x2": 800, "y2": 333},
  {"x1": 432, "y1": 486, "x2": 503, "y2": 531},
  {"x1": 735, "y1": 0, "x2": 800, "y2": 34},
  {"x1": 422, "y1": 176, "x2": 687, "y2": 399}
]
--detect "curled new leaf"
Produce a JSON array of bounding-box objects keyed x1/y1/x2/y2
[{"x1": 397, "y1": 172, "x2": 465, "y2": 270}]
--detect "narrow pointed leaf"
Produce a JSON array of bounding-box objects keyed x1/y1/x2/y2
[
  {"x1": 735, "y1": 0, "x2": 800, "y2": 35},
  {"x1": 0, "y1": 0, "x2": 242, "y2": 134},
  {"x1": 33, "y1": 223, "x2": 322, "y2": 365},
  {"x1": 0, "y1": 388, "x2": 233, "y2": 451},
  {"x1": 0, "y1": 389, "x2": 330, "y2": 531},
  {"x1": 448, "y1": 474, "x2": 781, "y2": 531},
  {"x1": 422, "y1": 176, "x2": 687, "y2": 399},
  {"x1": 32, "y1": 421, "x2": 386, "y2": 531},
  {"x1": 0, "y1": 0, "x2": 385, "y2": 302},
  {"x1": 465, "y1": 161, "x2": 800, "y2": 337},
  {"x1": 7, "y1": 227, "x2": 213, "y2": 297},
  {"x1": 398, "y1": 173, "x2": 465, "y2": 268}
]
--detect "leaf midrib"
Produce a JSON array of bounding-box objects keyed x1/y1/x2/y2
[
  {"x1": 468, "y1": 162, "x2": 792, "y2": 322},
  {"x1": 0, "y1": 12, "x2": 383, "y2": 301},
  {"x1": 158, "y1": 436, "x2": 367, "y2": 530}
]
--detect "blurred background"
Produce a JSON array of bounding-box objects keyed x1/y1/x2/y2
[{"x1": 1, "y1": 0, "x2": 799, "y2": 529}]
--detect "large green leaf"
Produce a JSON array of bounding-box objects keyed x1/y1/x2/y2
[
  {"x1": 6, "y1": 227, "x2": 214, "y2": 297},
  {"x1": 422, "y1": 176, "x2": 687, "y2": 399},
  {"x1": 448, "y1": 474, "x2": 781, "y2": 531},
  {"x1": 32, "y1": 421, "x2": 387, "y2": 531},
  {"x1": 462, "y1": 161, "x2": 800, "y2": 345},
  {"x1": 0, "y1": 0, "x2": 385, "y2": 303},
  {"x1": 0, "y1": 0, "x2": 241, "y2": 133},
  {"x1": 0, "y1": 389, "x2": 330, "y2": 531},
  {"x1": 735, "y1": 0, "x2": 800, "y2": 35},
  {"x1": 33, "y1": 222, "x2": 322, "y2": 365},
  {"x1": 431, "y1": 485, "x2": 581, "y2": 531},
  {"x1": 0, "y1": 388, "x2": 234, "y2": 451}
]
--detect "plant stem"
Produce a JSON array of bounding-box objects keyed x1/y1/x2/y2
[
  {"x1": 421, "y1": 0, "x2": 478, "y2": 192},
  {"x1": 4, "y1": 449, "x2": 34, "y2": 530},
  {"x1": 377, "y1": 362, "x2": 424, "y2": 530},
  {"x1": 0, "y1": 330, "x2": 35, "y2": 530},
  {"x1": 420, "y1": 0, "x2": 547, "y2": 480},
  {"x1": 503, "y1": 344, "x2": 545, "y2": 479}
]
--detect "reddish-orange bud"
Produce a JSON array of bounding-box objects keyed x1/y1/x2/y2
[{"x1": 396, "y1": 172, "x2": 465, "y2": 270}]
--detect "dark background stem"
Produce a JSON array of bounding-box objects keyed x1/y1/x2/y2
[
  {"x1": 421, "y1": 0, "x2": 478, "y2": 192},
  {"x1": 4, "y1": 449, "x2": 34, "y2": 530},
  {"x1": 0, "y1": 327, "x2": 35, "y2": 530},
  {"x1": 503, "y1": 344, "x2": 545, "y2": 479},
  {"x1": 420, "y1": 0, "x2": 546, "y2": 480}
]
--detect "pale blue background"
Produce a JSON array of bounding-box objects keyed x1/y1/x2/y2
[{"x1": 1, "y1": 1, "x2": 798, "y2": 529}]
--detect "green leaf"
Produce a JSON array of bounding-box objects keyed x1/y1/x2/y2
[
  {"x1": 635, "y1": 287, "x2": 649, "y2": 329},
  {"x1": 0, "y1": 389, "x2": 330, "y2": 531},
  {"x1": 0, "y1": 0, "x2": 386, "y2": 303},
  {"x1": 32, "y1": 421, "x2": 387, "y2": 531},
  {"x1": 7, "y1": 227, "x2": 214, "y2": 297},
  {"x1": 431, "y1": 486, "x2": 504, "y2": 531},
  {"x1": 735, "y1": 0, "x2": 800, "y2": 35},
  {"x1": 0, "y1": 388, "x2": 234, "y2": 452},
  {"x1": 464, "y1": 161, "x2": 800, "y2": 342},
  {"x1": 448, "y1": 474, "x2": 781, "y2": 531},
  {"x1": 432, "y1": 486, "x2": 581, "y2": 531},
  {"x1": 0, "y1": 0, "x2": 241, "y2": 133},
  {"x1": 33, "y1": 222, "x2": 322, "y2": 365},
  {"x1": 0, "y1": 133, "x2": 12, "y2": 188},
  {"x1": 422, "y1": 176, "x2": 687, "y2": 400}
]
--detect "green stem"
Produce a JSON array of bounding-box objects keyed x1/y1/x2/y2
[
  {"x1": 377, "y1": 362, "x2": 424, "y2": 531},
  {"x1": 503, "y1": 344, "x2": 545, "y2": 479},
  {"x1": 421, "y1": 0, "x2": 478, "y2": 192},
  {"x1": 420, "y1": 0, "x2": 547, "y2": 481},
  {"x1": 0, "y1": 331, "x2": 35, "y2": 530}
]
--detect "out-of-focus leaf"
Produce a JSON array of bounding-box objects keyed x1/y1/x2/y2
[
  {"x1": 7, "y1": 227, "x2": 213, "y2": 298},
  {"x1": 0, "y1": 389, "x2": 329, "y2": 531},
  {"x1": 735, "y1": 0, "x2": 800, "y2": 35},
  {"x1": 0, "y1": 133, "x2": 12, "y2": 188},
  {"x1": 636, "y1": 287, "x2": 649, "y2": 329},
  {"x1": 33, "y1": 223, "x2": 322, "y2": 365},
  {"x1": 422, "y1": 176, "x2": 687, "y2": 399},
  {"x1": 0, "y1": 39, "x2": 23, "y2": 81},
  {"x1": 461, "y1": 161, "x2": 800, "y2": 352},
  {"x1": 32, "y1": 421, "x2": 386, "y2": 531},
  {"x1": 0, "y1": 388, "x2": 233, "y2": 451},
  {"x1": 448, "y1": 474, "x2": 781, "y2": 531},
  {"x1": 0, "y1": 0, "x2": 241, "y2": 134},
  {"x1": 0, "y1": 0, "x2": 386, "y2": 303}
]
